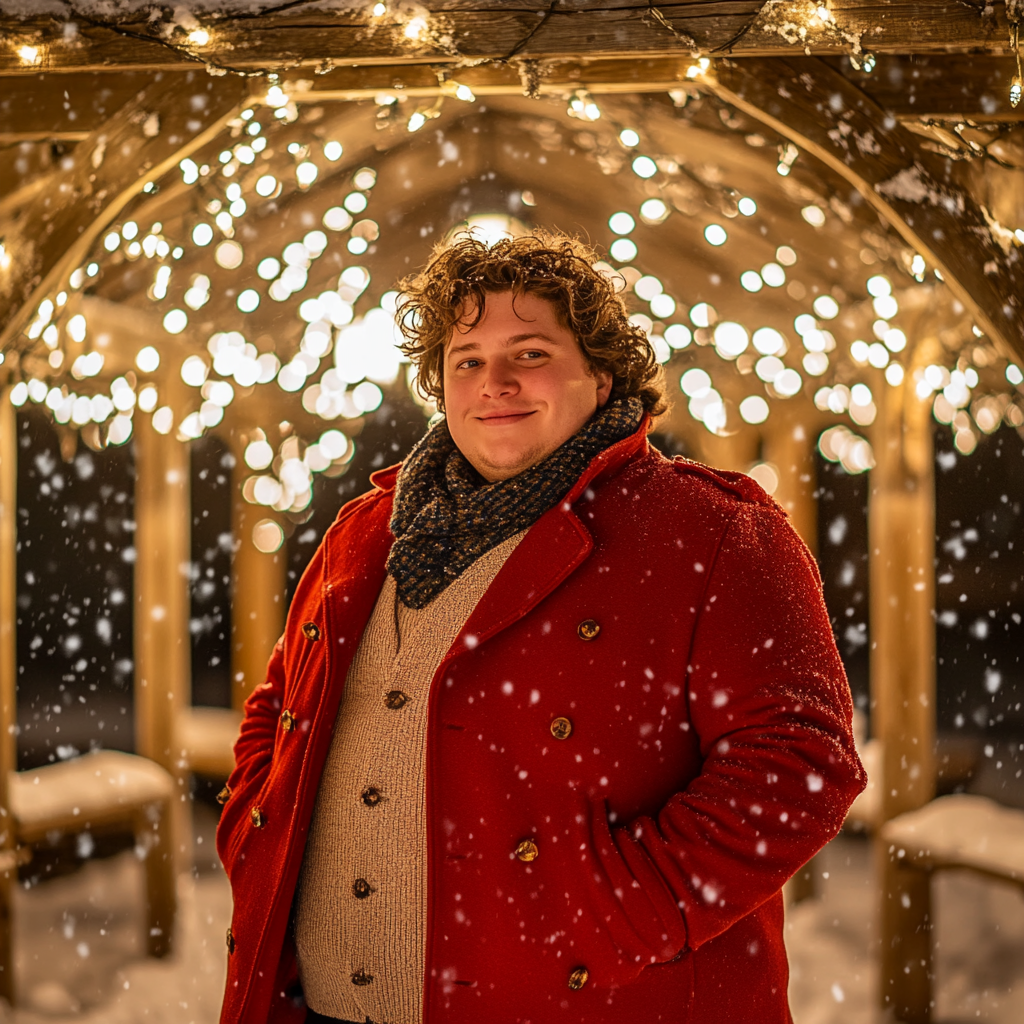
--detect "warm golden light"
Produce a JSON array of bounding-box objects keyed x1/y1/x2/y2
[{"x1": 17, "y1": 45, "x2": 41, "y2": 65}]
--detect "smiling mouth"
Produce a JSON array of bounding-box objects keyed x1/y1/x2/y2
[{"x1": 476, "y1": 411, "x2": 536, "y2": 425}]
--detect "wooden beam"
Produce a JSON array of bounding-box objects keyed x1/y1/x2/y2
[
  {"x1": 3, "y1": 51, "x2": 1020, "y2": 149},
  {"x1": 700, "y1": 56, "x2": 1024, "y2": 364},
  {"x1": 0, "y1": 1, "x2": 1015, "y2": 78},
  {"x1": 827, "y1": 54, "x2": 1024, "y2": 122},
  {"x1": 0, "y1": 72, "x2": 248, "y2": 356},
  {"x1": 0, "y1": 391, "x2": 17, "y2": 1005}
]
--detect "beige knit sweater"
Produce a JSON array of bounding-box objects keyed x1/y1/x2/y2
[{"x1": 294, "y1": 532, "x2": 525, "y2": 1024}]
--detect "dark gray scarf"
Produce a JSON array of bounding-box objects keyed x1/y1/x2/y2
[{"x1": 386, "y1": 396, "x2": 644, "y2": 609}]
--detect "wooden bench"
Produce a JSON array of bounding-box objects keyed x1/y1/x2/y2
[
  {"x1": 8, "y1": 750, "x2": 177, "y2": 960},
  {"x1": 878, "y1": 793, "x2": 1024, "y2": 1024},
  {"x1": 175, "y1": 706, "x2": 242, "y2": 779}
]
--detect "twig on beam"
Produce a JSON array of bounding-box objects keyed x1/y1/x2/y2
[
  {"x1": 56, "y1": 0, "x2": 265, "y2": 77},
  {"x1": 502, "y1": 1, "x2": 558, "y2": 62},
  {"x1": 644, "y1": 2, "x2": 699, "y2": 55}
]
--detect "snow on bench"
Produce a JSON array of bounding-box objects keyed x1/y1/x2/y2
[
  {"x1": 9, "y1": 749, "x2": 174, "y2": 844},
  {"x1": 880, "y1": 793, "x2": 1024, "y2": 885},
  {"x1": 175, "y1": 706, "x2": 241, "y2": 778}
]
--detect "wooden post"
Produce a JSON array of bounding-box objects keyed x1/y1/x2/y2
[
  {"x1": 870, "y1": 369, "x2": 937, "y2": 1021},
  {"x1": 230, "y1": 443, "x2": 287, "y2": 710},
  {"x1": 698, "y1": 427, "x2": 759, "y2": 475},
  {"x1": 762, "y1": 412, "x2": 819, "y2": 556},
  {"x1": 0, "y1": 394, "x2": 17, "y2": 1005},
  {"x1": 134, "y1": 408, "x2": 192, "y2": 893},
  {"x1": 761, "y1": 409, "x2": 823, "y2": 904}
]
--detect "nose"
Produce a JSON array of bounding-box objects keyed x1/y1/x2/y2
[{"x1": 480, "y1": 358, "x2": 519, "y2": 400}]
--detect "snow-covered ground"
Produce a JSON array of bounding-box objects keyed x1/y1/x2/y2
[{"x1": 3, "y1": 812, "x2": 1023, "y2": 1023}]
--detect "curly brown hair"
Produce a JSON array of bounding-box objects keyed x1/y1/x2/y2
[{"x1": 395, "y1": 232, "x2": 668, "y2": 417}]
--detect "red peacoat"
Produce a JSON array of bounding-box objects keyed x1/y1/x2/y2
[{"x1": 216, "y1": 418, "x2": 866, "y2": 1024}]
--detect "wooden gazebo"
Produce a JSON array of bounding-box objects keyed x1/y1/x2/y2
[{"x1": 1, "y1": 3, "x2": 1023, "y2": 1020}]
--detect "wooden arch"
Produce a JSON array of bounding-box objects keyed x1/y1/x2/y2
[{"x1": 2, "y1": 56, "x2": 1021, "y2": 369}]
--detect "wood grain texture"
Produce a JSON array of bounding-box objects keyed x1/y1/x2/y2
[
  {"x1": 2, "y1": 52, "x2": 1020, "y2": 145},
  {"x1": 0, "y1": 1, "x2": 1014, "y2": 76},
  {"x1": 704, "y1": 56, "x2": 1024, "y2": 361}
]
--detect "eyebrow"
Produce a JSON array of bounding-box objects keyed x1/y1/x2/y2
[{"x1": 447, "y1": 331, "x2": 560, "y2": 358}]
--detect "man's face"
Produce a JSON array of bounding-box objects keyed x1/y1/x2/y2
[{"x1": 442, "y1": 290, "x2": 613, "y2": 483}]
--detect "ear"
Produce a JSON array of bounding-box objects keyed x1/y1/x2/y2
[{"x1": 595, "y1": 370, "x2": 613, "y2": 409}]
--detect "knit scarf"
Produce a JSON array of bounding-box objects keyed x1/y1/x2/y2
[{"x1": 387, "y1": 396, "x2": 644, "y2": 609}]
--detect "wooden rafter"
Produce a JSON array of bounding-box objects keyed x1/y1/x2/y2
[
  {"x1": 0, "y1": 72, "x2": 247, "y2": 352},
  {"x1": 2, "y1": 52, "x2": 1023, "y2": 149},
  {"x1": 701, "y1": 57, "x2": 1024, "y2": 363},
  {"x1": 0, "y1": 1, "x2": 1017, "y2": 78}
]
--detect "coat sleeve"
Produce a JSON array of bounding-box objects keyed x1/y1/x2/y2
[
  {"x1": 586, "y1": 499, "x2": 867, "y2": 967},
  {"x1": 214, "y1": 636, "x2": 286, "y2": 876}
]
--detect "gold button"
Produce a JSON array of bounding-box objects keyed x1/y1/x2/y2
[
  {"x1": 250, "y1": 806, "x2": 265, "y2": 829},
  {"x1": 216, "y1": 784, "x2": 232, "y2": 805},
  {"x1": 301, "y1": 621, "x2": 321, "y2": 641},
  {"x1": 515, "y1": 838, "x2": 539, "y2": 862},
  {"x1": 352, "y1": 878, "x2": 374, "y2": 900},
  {"x1": 568, "y1": 966, "x2": 589, "y2": 990},
  {"x1": 280, "y1": 709, "x2": 295, "y2": 732},
  {"x1": 384, "y1": 689, "x2": 409, "y2": 710},
  {"x1": 351, "y1": 969, "x2": 373, "y2": 986},
  {"x1": 226, "y1": 927, "x2": 235, "y2": 954},
  {"x1": 550, "y1": 716, "x2": 573, "y2": 740},
  {"x1": 577, "y1": 619, "x2": 601, "y2": 641},
  {"x1": 361, "y1": 787, "x2": 383, "y2": 807}
]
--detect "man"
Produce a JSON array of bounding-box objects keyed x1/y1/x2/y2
[{"x1": 217, "y1": 233, "x2": 866, "y2": 1024}]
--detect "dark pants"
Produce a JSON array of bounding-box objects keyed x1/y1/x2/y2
[{"x1": 305, "y1": 1011, "x2": 365, "y2": 1024}]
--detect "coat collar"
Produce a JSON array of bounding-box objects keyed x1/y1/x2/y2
[{"x1": 440, "y1": 413, "x2": 652, "y2": 658}]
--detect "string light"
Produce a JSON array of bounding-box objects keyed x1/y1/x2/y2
[
  {"x1": 1011, "y1": 22, "x2": 1022, "y2": 108},
  {"x1": 9, "y1": 73, "x2": 1017, "y2": 523},
  {"x1": 17, "y1": 45, "x2": 41, "y2": 65},
  {"x1": 849, "y1": 51, "x2": 876, "y2": 73},
  {"x1": 567, "y1": 89, "x2": 601, "y2": 122}
]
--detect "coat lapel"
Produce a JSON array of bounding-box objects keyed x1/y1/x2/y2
[
  {"x1": 448, "y1": 500, "x2": 593, "y2": 657},
  {"x1": 322, "y1": 491, "x2": 394, "y2": 673},
  {"x1": 447, "y1": 416, "x2": 651, "y2": 658}
]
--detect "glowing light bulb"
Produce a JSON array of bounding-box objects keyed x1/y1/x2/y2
[
  {"x1": 455, "y1": 84, "x2": 475, "y2": 102},
  {"x1": 1012, "y1": 75, "x2": 1022, "y2": 109},
  {"x1": 18, "y1": 45, "x2": 40, "y2": 65},
  {"x1": 373, "y1": 2, "x2": 387, "y2": 14},
  {"x1": 188, "y1": 28, "x2": 210, "y2": 46},
  {"x1": 404, "y1": 16, "x2": 427, "y2": 39}
]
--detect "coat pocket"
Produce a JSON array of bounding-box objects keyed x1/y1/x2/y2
[{"x1": 572, "y1": 793, "x2": 690, "y2": 987}]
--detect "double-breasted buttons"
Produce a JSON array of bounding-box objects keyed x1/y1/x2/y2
[
  {"x1": 515, "y1": 838, "x2": 539, "y2": 862},
  {"x1": 226, "y1": 927, "x2": 235, "y2": 954},
  {"x1": 577, "y1": 619, "x2": 601, "y2": 641},
  {"x1": 550, "y1": 716, "x2": 573, "y2": 740},
  {"x1": 216, "y1": 784, "x2": 232, "y2": 805},
  {"x1": 279, "y1": 709, "x2": 295, "y2": 732},
  {"x1": 351, "y1": 969, "x2": 373, "y2": 986},
  {"x1": 250, "y1": 806, "x2": 265, "y2": 829},
  {"x1": 352, "y1": 878, "x2": 375, "y2": 900},
  {"x1": 384, "y1": 689, "x2": 409, "y2": 710},
  {"x1": 361, "y1": 786, "x2": 383, "y2": 807},
  {"x1": 301, "y1": 621, "x2": 321, "y2": 641},
  {"x1": 568, "y1": 966, "x2": 590, "y2": 990}
]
